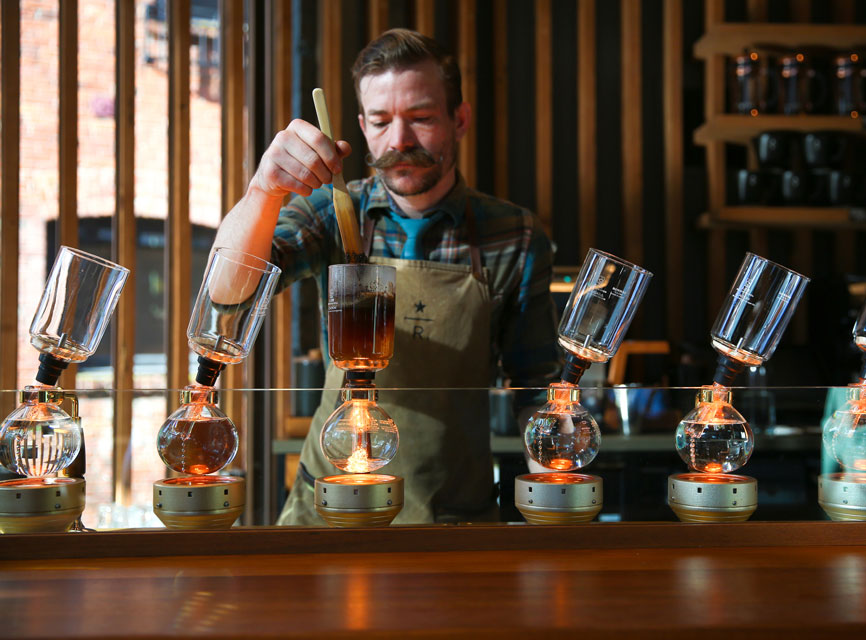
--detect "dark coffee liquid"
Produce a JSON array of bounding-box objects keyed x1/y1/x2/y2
[
  {"x1": 328, "y1": 291, "x2": 395, "y2": 370},
  {"x1": 156, "y1": 417, "x2": 238, "y2": 475}
]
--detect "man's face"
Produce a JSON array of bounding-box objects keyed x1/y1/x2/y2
[{"x1": 358, "y1": 60, "x2": 468, "y2": 197}]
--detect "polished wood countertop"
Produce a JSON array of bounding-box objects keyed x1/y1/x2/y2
[{"x1": 2, "y1": 522, "x2": 866, "y2": 638}]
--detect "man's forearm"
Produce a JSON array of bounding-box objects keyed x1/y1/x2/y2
[{"x1": 213, "y1": 184, "x2": 286, "y2": 261}]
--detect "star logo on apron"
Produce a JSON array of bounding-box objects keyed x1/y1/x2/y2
[
  {"x1": 405, "y1": 299, "x2": 432, "y2": 340},
  {"x1": 414, "y1": 300, "x2": 426, "y2": 312}
]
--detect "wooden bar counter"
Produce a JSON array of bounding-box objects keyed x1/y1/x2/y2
[{"x1": 2, "y1": 522, "x2": 866, "y2": 638}]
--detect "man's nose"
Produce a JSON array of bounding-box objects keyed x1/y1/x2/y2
[{"x1": 387, "y1": 117, "x2": 417, "y2": 151}]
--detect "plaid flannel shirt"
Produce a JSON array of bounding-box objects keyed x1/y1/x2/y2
[{"x1": 271, "y1": 174, "x2": 560, "y2": 388}]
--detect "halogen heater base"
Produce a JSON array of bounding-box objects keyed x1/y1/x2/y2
[
  {"x1": 0, "y1": 477, "x2": 85, "y2": 534},
  {"x1": 818, "y1": 473, "x2": 866, "y2": 521},
  {"x1": 153, "y1": 476, "x2": 244, "y2": 530},
  {"x1": 315, "y1": 474, "x2": 403, "y2": 527},
  {"x1": 668, "y1": 473, "x2": 757, "y2": 523},
  {"x1": 514, "y1": 473, "x2": 603, "y2": 525}
]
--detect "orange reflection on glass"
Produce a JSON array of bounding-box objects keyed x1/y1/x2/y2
[
  {"x1": 521, "y1": 473, "x2": 596, "y2": 484},
  {"x1": 704, "y1": 462, "x2": 723, "y2": 473},
  {"x1": 548, "y1": 458, "x2": 574, "y2": 470},
  {"x1": 322, "y1": 473, "x2": 395, "y2": 485},
  {"x1": 677, "y1": 472, "x2": 750, "y2": 484},
  {"x1": 162, "y1": 475, "x2": 238, "y2": 487}
]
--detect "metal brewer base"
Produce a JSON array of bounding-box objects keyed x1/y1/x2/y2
[
  {"x1": 153, "y1": 476, "x2": 245, "y2": 530},
  {"x1": 819, "y1": 473, "x2": 866, "y2": 521},
  {"x1": 0, "y1": 477, "x2": 86, "y2": 534},
  {"x1": 668, "y1": 473, "x2": 757, "y2": 523},
  {"x1": 315, "y1": 474, "x2": 403, "y2": 528},
  {"x1": 514, "y1": 473, "x2": 603, "y2": 525}
]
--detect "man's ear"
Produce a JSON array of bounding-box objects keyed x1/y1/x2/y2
[
  {"x1": 358, "y1": 112, "x2": 367, "y2": 137},
  {"x1": 454, "y1": 102, "x2": 471, "y2": 142}
]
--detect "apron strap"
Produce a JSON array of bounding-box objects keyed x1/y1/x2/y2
[{"x1": 361, "y1": 200, "x2": 485, "y2": 283}]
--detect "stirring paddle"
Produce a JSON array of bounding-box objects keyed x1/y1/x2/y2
[{"x1": 312, "y1": 88, "x2": 366, "y2": 263}]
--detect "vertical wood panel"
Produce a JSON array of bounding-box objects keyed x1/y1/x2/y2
[
  {"x1": 368, "y1": 0, "x2": 389, "y2": 40},
  {"x1": 789, "y1": 0, "x2": 811, "y2": 343},
  {"x1": 321, "y1": 0, "x2": 342, "y2": 139},
  {"x1": 219, "y1": 0, "x2": 246, "y2": 414},
  {"x1": 663, "y1": 0, "x2": 683, "y2": 344},
  {"x1": 458, "y1": 0, "x2": 477, "y2": 188},
  {"x1": 414, "y1": 0, "x2": 435, "y2": 37},
  {"x1": 167, "y1": 1, "x2": 191, "y2": 393},
  {"x1": 492, "y1": 0, "x2": 508, "y2": 200},
  {"x1": 534, "y1": 0, "x2": 552, "y2": 236},
  {"x1": 113, "y1": 0, "x2": 136, "y2": 505},
  {"x1": 705, "y1": 0, "x2": 726, "y2": 326},
  {"x1": 834, "y1": 0, "x2": 856, "y2": 273},
  {"x1": 58, "y1": 0, "x2": 79, "y2": 391},
  {"x1": 746, "y1": 0, "x2": 769, "y2": 258},
  {"x1": 1, "y1": 1, "x2": 20, "y2": 406},
  {"x1": 577, "y1": 0, "x2": 596, "y2": 257},
  {"x1": 621, "y1": 0, "x2": 642, "y2": 265},
  {"x1": 271, "y1": 1, "x2": 293, "y2": 442}
]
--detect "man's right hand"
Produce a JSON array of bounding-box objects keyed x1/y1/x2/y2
[{"x1": 250, "y1": 119, "x2": 353, "y2": 198}]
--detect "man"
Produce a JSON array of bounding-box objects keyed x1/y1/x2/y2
[{"x1": 214, "y1": 29, "x2": 559, "y2": 525}]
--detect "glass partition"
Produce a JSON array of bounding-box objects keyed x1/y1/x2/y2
[{"x1": 0, "y1": 385, "x2": 847, "y2": 530}]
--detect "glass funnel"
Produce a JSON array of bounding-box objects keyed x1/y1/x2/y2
[
  {"x1": 557, "y1": 249, "x2": 652, "y2": 382},
  {"x1": 675, "y1": 385, "x2": 754, "y2": 474},
  {"x1": 29, "y1": 246, "x2": 129, "y2": 385},
  {"x1": 157, "y1": 386, "x2": 238, "y2": 475},
  {"x1": 524, "y1": 383, "x2": 601, "y2": 472},
  {"x1": 0, "y1": 387, "x2": 82, "y2": 477},
  {"x1": 711, "y1": 253, "x2": 809, "y2": 384},
  {"x1": 328, "y1": 263, "x2": 396, "y2": 372},
  {"x1": 187, "y1": 248, "x2": 281, "y2": 384},
  {"x1": 320, "y1": 387, "x2": 398, "y2": 473}
]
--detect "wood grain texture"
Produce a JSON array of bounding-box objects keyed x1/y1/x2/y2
[
  {"x1": 0, "y1": 1, "x2": 20, "y2": 403},
  {"x1": 695, "y1": 24, "x2": 866, "y2": 57},
  {"x1": 321, "y1": 0, "x2": 342, "y2": 141},
  {"x1": 833, "y1": 1, "x2": 857, "y2": 274},
  {"x1": 492, "y1": 0, "x2": 508, "y2": 200},
  {"x1": 457, "y1": 0, "x2": 477, "y2": 188},
  {"x1": 3, "y1": 525, "x2": 866, "y2": 638},
  {"x1": 368, "y1": 0, "x2": 389, "y2": 40},
  {"x1": 58, "y1": 0, "x2": 79, "y2": 262},
  {"x1": 167, "y1": 0, "x2": 191, "y2": 393},
  {"x1": 112, "y1": 0, "x2": 136, "y2": 505},
  {"x1": 414, "y1": 0, "x2": 435, "y2": 37},
  {"x1": 577, "y1": 0, "x2": 596, "y2": 257},
  {"x1": 621, "y1": 0, "x2": 642, "y2": 266},
  {"x1": 663, "y1": 0, "x2": 683, "y2": 344},
  {"x1": 535, "y1": 0, "x2": 552, "y2": 237},
  {"x1": 745, "y1": 0, "x2": 768, "y2": 263}
]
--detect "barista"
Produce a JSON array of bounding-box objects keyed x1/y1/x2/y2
[{"x1": 213, "y1": 28, "x2": 559, "y2": 524}]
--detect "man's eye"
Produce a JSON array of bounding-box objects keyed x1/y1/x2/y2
[
  {"x1": 371, "y1": 121, "x2": 389, "y2": 129},
  {"x1": 414, "y1": 117, "x2": 432, "y2": 124}
]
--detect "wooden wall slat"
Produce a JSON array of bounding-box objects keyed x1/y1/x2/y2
[
  {"x1": 321, "y1": 0, "x2": 342, "y2": 140},
  {"x1": 834, "y1": 0, "x2": 857, "y2": 274},
  {"x1": 414, "y1": 0, "x2": 435, "y2": 37},
  {"x1": 368, "y1": 0, "x2": 389, "y2": 40},
  {"x1": 113, "y1": 0, "x2": 136, "y2": 505},
  {"x1": 534, "y1": 0, "x2": 552, "y2": 236},
  {"x1": 167, "y1": 1, "x2": 191, "y2": 393},
  {"x1": 1, "y1": 1, "x2": 20, "y2": 406},
  {"x1": 705, "y1": 0, "x2": 726, "y2": 327},
  {"x1": 457, "y1": 0, "x2": 477, "y2": 188},
  {"x1": 746, "y1": 0, "x2": 769, "y2": 259},
  {"x1": 577, "y1": 0, "x2": 597, "y2": 257},
  {"x1": 663, "y1": 0, "x2": 684, "y2": 345},
  {"x1": 58, "y1": 0, "x2": 79, "y2": 391},
  {"x1": 219, "y1": 0, "x2": 246, "y2": 417},
  {"x1": 492, "y1": 0, "x2": 508, "y2": 200},
  {"x1": 621, "y1": 0, "x2": 642, "y2": 266},
  {"x1": 270, "y1": 0, "x2": 293, "y2": 441}
]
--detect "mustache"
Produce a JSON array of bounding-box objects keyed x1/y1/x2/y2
[{"x1": 366, "y1": 148, "x2": 439, "y2": 169}]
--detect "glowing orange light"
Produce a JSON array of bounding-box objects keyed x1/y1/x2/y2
[
  {"x1": 522, "y1": 473, "x2": 595, "y2": 484},
  {"x1": 549, "y1": 458, "x2": 574, "y2": 470},
  {"x1": 852, "y1": 111, "x2": 860, "y2": 119},
  {"x1": 853, "y1": 459, "x2": 866, "y2": 472},
  {"x1": 704, "y1": 462, "x2": 723, "y2": 473},
  {"x1": 346, "y1": 448, "x2": 371, "y2": 473},
  {"x1": 853, "y1": 54, "x2": 860, "y2": 62},
  {"x1": 796, "y1": 53, "x2": 805, "y2": 62},
  {"x1": 749, "y1": 52, "x2": 758, "y2": 61},
  {"x1": 188, "y1": 464, "x2": 211, "y2": 475},
  {"x1": 750, "y1": 108, "x2": 759, "y2": 117}
]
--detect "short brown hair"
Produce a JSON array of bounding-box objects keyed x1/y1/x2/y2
[{"x1": 351, "y1": 28, "x2": 463, "y2": 116}]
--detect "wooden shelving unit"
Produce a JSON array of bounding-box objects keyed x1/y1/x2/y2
[
  {"x1": 694, "y1": 16, "x2": 866, "y2": 231},
  {"x1": 694, "y1": 23, "x2": 866, "y2": 58}
]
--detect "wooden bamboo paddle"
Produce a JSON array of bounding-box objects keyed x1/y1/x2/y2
[{"x1": 312, "y1": 88, "x2": 366, "y2": 263}]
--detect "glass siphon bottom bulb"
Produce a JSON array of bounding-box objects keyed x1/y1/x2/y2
[{"x1": 524, "y1": 383, "x2": 601, "y2": 472}]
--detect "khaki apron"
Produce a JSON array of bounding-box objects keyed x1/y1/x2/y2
[{"x1": 277, "y1": 204, "x2": 497, "y2": 525}]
